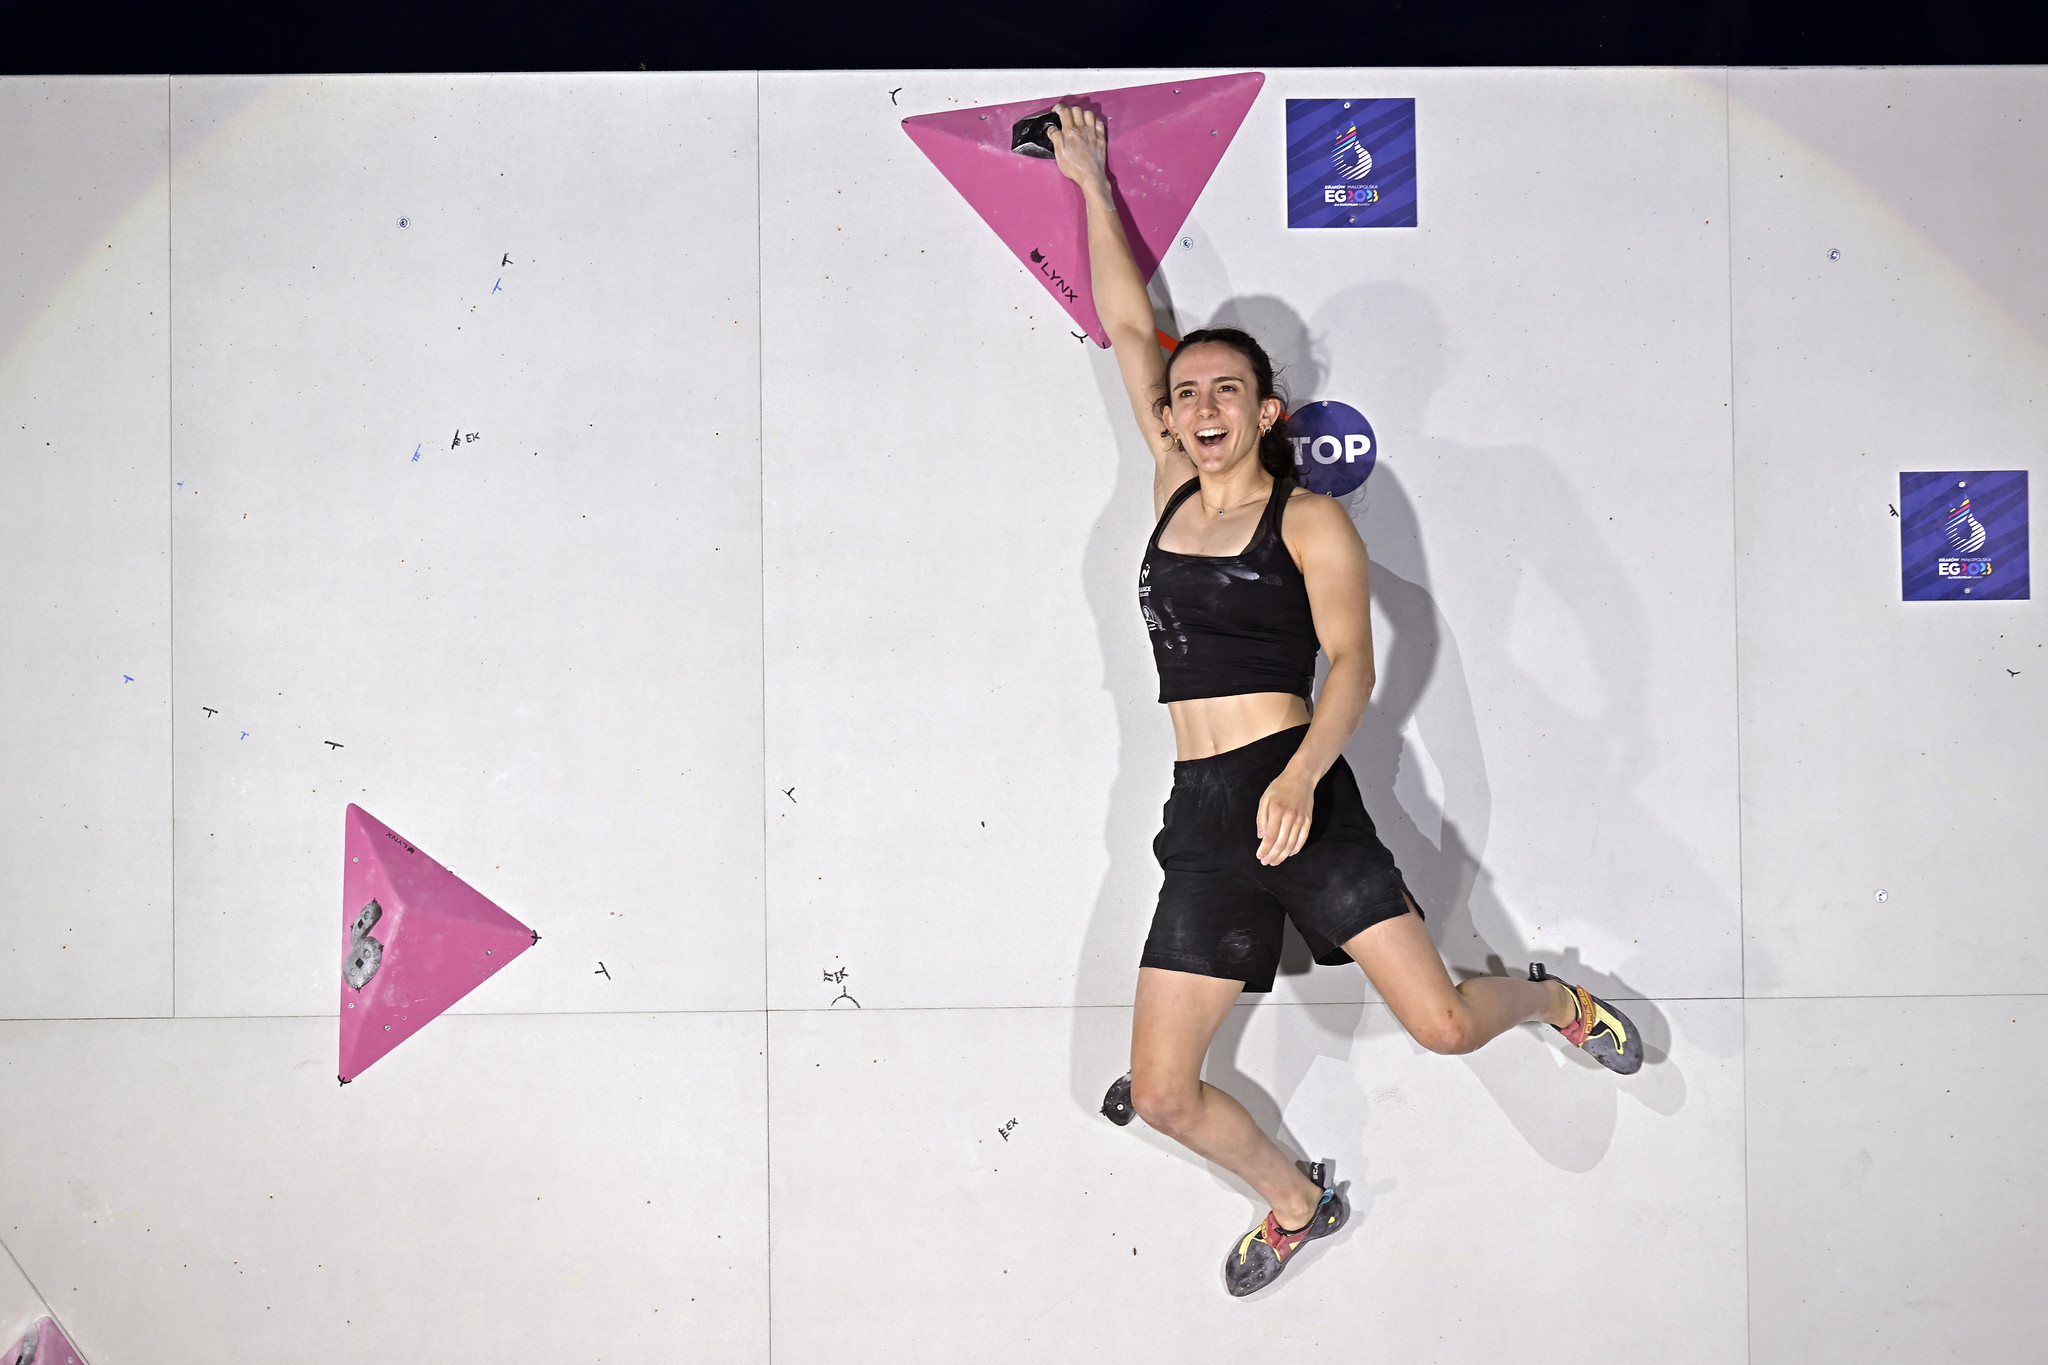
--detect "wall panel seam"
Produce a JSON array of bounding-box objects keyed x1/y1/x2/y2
[
  {"x1": 166, "y1": 73, "x2": 178, "y2": 1022},
  {"x1": 755, "y1": 67, "x2": 775, "y2": 1365},
  {"x1": 1721, "y1": 70, "x2": 1754, "y2": 1365}
]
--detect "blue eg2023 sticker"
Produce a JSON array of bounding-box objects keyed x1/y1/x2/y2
[
  {"x1": 1287, "y1": 98, "x2": 1416, "y2": 229},
  {"x1": 1287, "y1": 401, "x2": 1376, "y2": 497},
  {"x1": 1899, "y1": 470, "x2": 2029, "y2": 601}
]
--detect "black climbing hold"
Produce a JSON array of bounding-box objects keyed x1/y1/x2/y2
[
  {"x1": 1101, "y1": 1072, "x2": 1134, "y2": 1126},
  {"x1": 1012, "y1": 109, "x2": 1062, "y2": 159}
]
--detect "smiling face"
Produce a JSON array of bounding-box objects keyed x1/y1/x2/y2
[{"x1": 1165, "y1": 340, "x2": 1283, "y2": 475}]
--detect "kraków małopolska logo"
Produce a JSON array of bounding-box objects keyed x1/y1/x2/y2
[
  {"x1": 1333, "y1": 124, "x2": 1372, "y2": 181},
  {"x1": 1898, "y1": 470, "x2": 2030, "y2": 601},
  {"x1": 1944, "y1": 496, "x2": 1987, "y2": 553},
  {"x1": 1286, "y1": 98, "x2": 1416, "y2": 229}
]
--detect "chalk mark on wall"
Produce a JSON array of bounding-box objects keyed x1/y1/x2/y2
[{"x1": 595, "y1": 961, "x2": 611, "y2": 978}]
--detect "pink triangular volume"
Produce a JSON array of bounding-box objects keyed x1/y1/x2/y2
[
  {"x1": 339, "y1": 804, "x2": 534, "y2": 1083},
  {"x1": 4, "y1": 1317, "x2": 84, "y2": 1365},
  {"x1": 903, "y1": 72, "x2": 1264, "y2": 346}
]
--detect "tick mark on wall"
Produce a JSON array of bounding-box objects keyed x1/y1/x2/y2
[
  {"x1": 596, "y1": 961, "x2": 611, "y2": 978},
  {"x1": 203, "y1": 707, "x2": 217, "y2": 717},
  {"x1": 123, "y1": 674, "x2": 133, "y2": 683},
  {"x1": 824, "y1": 966, "x2": 859, "y2": 1008},
  {"x1": 411, "y1": 444, "x2": 422, "y2": 462},
  {"x1": 1889, "y1": 503, "x2": 1899, "y2": 517},
  {"x1": 325, "y1": 740, "x2": 344, "y2": 749},
  {"x1": 240, "y1": 731, "x2": 249, "y2": 740},
  {"x1": 2009, "y1": 669, "x2": 2022, "y2": 676},
  {"x1": 492, "y1": 278, "x2": 503, "y2": 294},
  {"x1": 782, "y1": 787, "x2": 796, "y2": 802},
  {"x1": 501, "y1": 253, "x2": 513, "y2": 267}
]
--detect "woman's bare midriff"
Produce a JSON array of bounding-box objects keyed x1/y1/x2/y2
[{"x1": 1167, "y1": 691, "x2": 1313, "y2": 761}]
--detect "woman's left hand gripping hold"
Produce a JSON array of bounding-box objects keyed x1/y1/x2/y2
[{"x1": 1255, "y1": 768, "x2": 1316, "y2": 865}]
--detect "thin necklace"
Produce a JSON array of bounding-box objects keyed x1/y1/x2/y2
[{"x1": 1201, "y1": 479, "x2": 1272, "y2": 518}]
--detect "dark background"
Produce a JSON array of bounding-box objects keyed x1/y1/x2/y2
[{"x1": 5, "y1": 0, "x2": 2048, "y2": 73}]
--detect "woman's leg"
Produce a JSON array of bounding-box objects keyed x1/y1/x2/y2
[
  {"x1": 1342, "y1": 905, "x2": 1577, "y2": 1054},
  {"x1": 1130, "y1": 966, "x2": 1325, "y2": 1231}
]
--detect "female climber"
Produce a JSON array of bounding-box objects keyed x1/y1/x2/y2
[{"x1": 1046, "y1": 103, "x2": 1642, "y2": 1298}]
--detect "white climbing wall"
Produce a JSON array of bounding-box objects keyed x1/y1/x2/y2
[{"x1": 0, "y1": 65, "x2": 2040, "y2": 1364}]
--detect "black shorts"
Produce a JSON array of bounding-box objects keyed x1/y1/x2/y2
[{"x1": 1140, "y1": 725, "x2": 1417, "y2": 994}]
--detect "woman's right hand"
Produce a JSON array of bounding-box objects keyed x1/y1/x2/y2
[{"x1": 1047, "y1": 103, "x2": 1109, "y2": 192}]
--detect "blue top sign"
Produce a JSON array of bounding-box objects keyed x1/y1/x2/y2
[
  {"x1": 1899, "y1": 470, "x2": 2029, "y2": 601},
  {"x1": 1286, "y1": 401, "x2": 1377, "y2": 497},
  {"x1": 1286, "y1": 98, "x2": 1417, "y2": 229}
]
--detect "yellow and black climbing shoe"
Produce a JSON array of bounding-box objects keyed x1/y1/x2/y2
[
  {"x1": 1222, "y1": 1161, "x2": 1348, "y2": 1298},
  {"x1": 1530, "y1": 962, "x2": 1643, "y2": 1075}
]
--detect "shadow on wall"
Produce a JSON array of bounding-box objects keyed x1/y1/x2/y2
[{"x1": 1068, "y1": 279, "x2": 1701, "y2": 1182}]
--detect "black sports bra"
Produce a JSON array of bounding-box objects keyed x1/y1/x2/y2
[{"x1": 1139, "y1": 477, "x2": 1321, "y2": 703}]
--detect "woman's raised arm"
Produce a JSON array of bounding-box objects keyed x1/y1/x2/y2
[{"x1": 1048, "y1": 104, "x2": 1197, "y2": 506}]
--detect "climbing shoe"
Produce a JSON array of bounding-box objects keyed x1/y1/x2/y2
[
  {"x1": 1101, "y1": 1073, "x2": 1134, "y2": 1126},
  {"x1": 1530, "y1": 962, "x2": 1643, "y2": 1076},
  {"x1": 1222, "y1": 1161, "x2": 1348, "y2": 1298}
]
